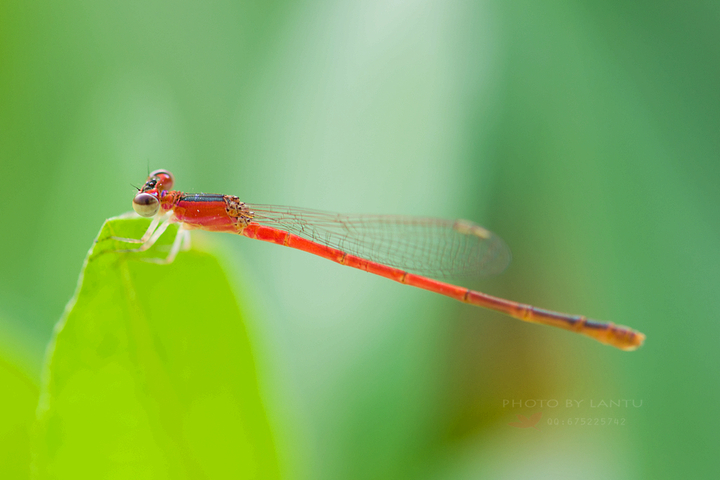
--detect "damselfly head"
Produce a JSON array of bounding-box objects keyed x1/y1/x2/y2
[
  {"x1": 133, "y1": 192, "x2": 160, "y2": 217},
  {"x1": 140, "y1": 169, "x2": 175, "y2": 194},
  {"x1": 149, "y1": 169, "x2": 174, "y2": 191}
]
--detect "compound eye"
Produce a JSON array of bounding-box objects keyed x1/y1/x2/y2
[
  {"x1": 149, "y1": 169, "x2": 174, "y2": 191},
  {"x1": 133, "y1": 192, "x2": 160, "y2": 217}
]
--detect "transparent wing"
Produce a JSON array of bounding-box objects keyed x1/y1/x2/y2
[{"x1": 246, "y1": 204, "x2": 511, "y2": 279}]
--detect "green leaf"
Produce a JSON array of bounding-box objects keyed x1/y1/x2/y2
[
  {"x1": 0, "y1": 354, "x2": 38, "y2": 480},
  {"x1": 33, "y1": 217, "x2": 280, "y2": 479}
]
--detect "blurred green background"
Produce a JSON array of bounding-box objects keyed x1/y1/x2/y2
[{"x1": 1, "y1": 0, "x2": 718, "y2": 478}]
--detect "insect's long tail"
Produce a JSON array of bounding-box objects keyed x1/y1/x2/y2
[{"x1": 242, "y1": 222, "x2": 646, "y2": 351}]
